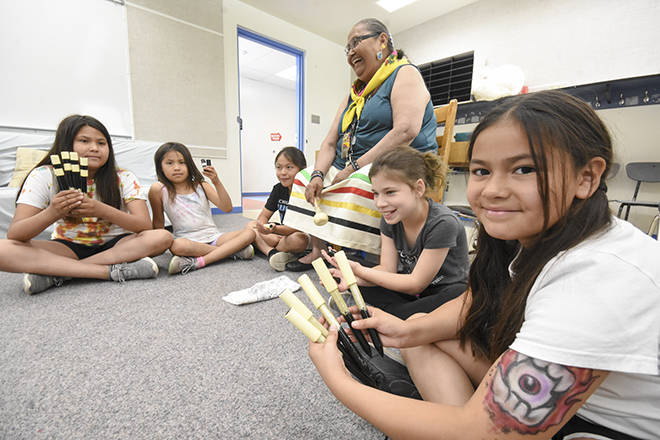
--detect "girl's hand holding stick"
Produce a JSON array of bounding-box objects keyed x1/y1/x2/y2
[
  {"x1": 256, "y1": 222, "x2": 276, "y2": 235},
  {"x1": 312, "y1": 257, "x2": 373, "y2": 357},
  {"x1": 69, "y1": 195, "x2": 103, "y2": 218},
  {"x1": 341, "y1": 305, "x2": 410, "y2": 349},
  {"x1": 49, "y1": 189, "x2": 83, "y2": 218},
  {"x1": 321, "y1": 249, "x2": 367, "y2": 291},
  {"x1": 334, "y1": 250, "x2": 384, "y2": 356}
]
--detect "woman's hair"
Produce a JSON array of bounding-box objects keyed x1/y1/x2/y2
[
  {"x1": 275, "y1": 146, "x2": 306, "y2": 170},
  {"x1": 354, "y1": 18, "x2": 406, "y2": 60},
  {"x1": 154, "y1": 142, "x2": 205, "y2": 202},
  {"x1": 16, "y1": 114, "x2": 121, "y2": 209},
  {"x1": 459, "y1": 90, "x2": 613, "y2": 361},
  {"x1": 369, "y1": 145, "x2": 444, "y2": 197}
]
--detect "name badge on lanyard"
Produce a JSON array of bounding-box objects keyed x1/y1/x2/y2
[{"x1": 341, "y1": 118, "x2": 358, "y2": 159}]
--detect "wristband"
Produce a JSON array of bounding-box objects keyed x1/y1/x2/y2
[
  {"x1": 350, "y1": 157, "x2": 360, "y2": 172},
  {"x1": 310, "y1": 170, "x2": 324, "y2": 182}
]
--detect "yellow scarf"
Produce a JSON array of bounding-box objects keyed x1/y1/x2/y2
[{"x1": 341, "y1": 53, "x2": 409, "y2": 133}]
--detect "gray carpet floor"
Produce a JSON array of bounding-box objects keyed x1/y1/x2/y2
[{"x1": 0, "y1": 214, "x2": 381, "y2": 439}]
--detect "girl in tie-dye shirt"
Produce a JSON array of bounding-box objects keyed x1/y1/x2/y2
[{"x1": 0, "y1": 115, "x2": 172, "y2": 295}]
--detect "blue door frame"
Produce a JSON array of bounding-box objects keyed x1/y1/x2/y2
[{"x1": 237, "y1": 27, "x2": 305, "y2": 207}]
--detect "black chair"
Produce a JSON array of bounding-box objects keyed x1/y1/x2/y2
[{"x1": 614, "y1": 162, "x2": 660, "y2": 220}]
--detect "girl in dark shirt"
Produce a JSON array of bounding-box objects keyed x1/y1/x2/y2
[{"x1": 247, "y1": 147, "x2": 310, "y2": 271}]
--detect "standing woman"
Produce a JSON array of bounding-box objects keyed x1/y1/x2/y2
[{"x1": 284, "y1": 18, "x2": 438, "y2": 271}]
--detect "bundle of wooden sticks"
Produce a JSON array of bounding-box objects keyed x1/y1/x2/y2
[
  {"x1": 50, "y1": 152, "x2": 89, "y2": 193},
  {"x1": 280, "y1": 252, "x2": 420, "y2": 399}
]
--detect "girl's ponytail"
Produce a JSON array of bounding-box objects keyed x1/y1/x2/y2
[
  {"x1": 369, "y1": 145, "x2": 444, "y2": 197},
  {"x1": 421, "y1": 151, "x2": 446, "y2": 194}
]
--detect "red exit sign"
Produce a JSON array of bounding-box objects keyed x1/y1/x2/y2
[{"x1": 270, "y1": 133, "x2": 282, "y2": 141}]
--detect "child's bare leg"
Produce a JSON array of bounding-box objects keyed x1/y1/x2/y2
[
  {"x1": 402, "y1": 338, "x2": 490, "y2": 405},
  {"x1": 0, "y1": 239, "x2": 110, "y2": 279},
  {"x1": 202, "y1": 228, "x2": 255, "y2": 265},
  {"x1": 253, "y1": 230, "x2": 281, "y2": 255},
  {"x1": 170, "y1": 237, "x2": 217, "y2": 256},
  {"x1": 83, "y1": 230, "x2": 173, "y2": 265},
  {"x1": 276, "y1": 232, "x2": 309, "y2": 254},
  {"x1": 244, "y1": 221, "x2": 283, "y2": 255},
  {"x1": 297, "y1": 235, "x2": 322, "y2": 263}
]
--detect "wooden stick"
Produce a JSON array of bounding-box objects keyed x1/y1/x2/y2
[
  {"x1": 279, "y1": 289, "x2": 328, "y2": 337},
  {"x1": 334, "y1": 251, "x2": 384, "y2": 356},
  {"x1": 313, "y1": 198, "x2": 328, "y2": 226},
  {"x1": 69, "y1": 152, "x2": 81, "y2": 191},
  {"x1": 285, "y1": 308, "x2": 326, "y2": 343},
  {"x1": 298, "y1": 274, "x2": 365, "y2": 365},
  {"x1": 311, "y1": 257, "x2": 373, "y2": 357},
  {"x1": 50, "y1": 155, "x2": 68, "y2": 191},
  {"x1": 79, "y1": 157, "x2": 88, "y2": 194},
  {"x1": 60, "y1": 151, "x2": 73, "y2": 189}
]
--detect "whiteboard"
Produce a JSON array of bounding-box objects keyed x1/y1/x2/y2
[{"x1": 0, "y1": 0, "x2": 133, "y2": 136}]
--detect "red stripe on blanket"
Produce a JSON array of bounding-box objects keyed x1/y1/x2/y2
[
  {"x1": 327, "y1": 186, "x2": 374, "y2": 199},
  {"x1": 292, "y1": 179, "x2": 373, "y2": 200}
]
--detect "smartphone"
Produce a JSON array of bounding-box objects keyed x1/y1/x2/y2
[{"x1": 200, "y1": 158, "x2": 212, "y2": 168}]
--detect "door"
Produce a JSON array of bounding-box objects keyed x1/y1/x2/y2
[{"x1": 237, "y1": 28, "x2": 304, "y2": 195}]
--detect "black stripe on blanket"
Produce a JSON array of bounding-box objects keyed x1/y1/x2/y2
[{"x1": 286, "y1": 204, "x2": 381, "y2": 235}]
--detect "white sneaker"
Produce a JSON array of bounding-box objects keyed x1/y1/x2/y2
[
  {"x1": 269, "y1": 251, "x2": 298, "y2": 272},
  {"x1": 231, "y1": 245, "x2": 255, "y2": 261}
]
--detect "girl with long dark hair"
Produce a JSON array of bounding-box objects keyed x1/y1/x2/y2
[
  {"x1": 308, "y1": 91, "x2": 659, "y2": 439},
  {"x1": 0, "y1": 114, "x2": 172, "y2": 294}
]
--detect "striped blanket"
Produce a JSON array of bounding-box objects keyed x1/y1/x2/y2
[{"x1": 283, "y1": 165, "x2": 382, "y2": 255}]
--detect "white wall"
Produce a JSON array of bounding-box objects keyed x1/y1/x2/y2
[
  {"x1": 398, "y1": 0, "x2": 660, "y2": 231},
  {"x1": 222, "y1": 0, "x2": 351, "y2": 203},
  {"x1": 442, "y1": 105, "x2": 660, "y2": 230},
  {"x1": 396, "y1": 0, "x2": 660, "y2": 91},
  {"x1": 240, "y1": 77, "x2": 296, "y2": 193},
  {"x1": 0, "y1": 0, "x2": 132, "y2": 136}
]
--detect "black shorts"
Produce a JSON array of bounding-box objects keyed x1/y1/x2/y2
[
  {"x1": 553, "y1": 415, "x2": 642, "y2": 440},
  {"x1": 54, "y1": 233, "x2": 132, "y2": 260}
]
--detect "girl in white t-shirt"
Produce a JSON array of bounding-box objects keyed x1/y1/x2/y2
[
  {"x1": 0, "y1": 114, "x2": 172, "y2": 294},
  {"x1": 308, "y1": 91, "x2": 659, "y2": 439},
  {"x1": 149, "y1": 142, "x2": 255, "y2": 275}
]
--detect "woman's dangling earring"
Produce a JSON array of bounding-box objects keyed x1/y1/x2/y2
[{"x1": 376, "y1": 44, "x2": 386, "y2": 60}]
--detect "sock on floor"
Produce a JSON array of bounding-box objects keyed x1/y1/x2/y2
[
  {"x1": 267, "y1": 248, "x2": 279, "y2": 258},
  {"x1": 196, "y1": 257, "x2": 206, "y2": 268}
]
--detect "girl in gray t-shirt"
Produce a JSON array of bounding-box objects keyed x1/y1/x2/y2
[{"x1": 324, "y1": 146, "x2": 469, "y2": 319}]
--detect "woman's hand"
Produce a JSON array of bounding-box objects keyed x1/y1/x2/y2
[
  {"x1": 304, "y1": 177, "x2": 323, "y2": 204},
  {"x1": 331, "y1": 166, "x2": 353, "y2": 185},
  {"x1": 48, "y1": 189, "x2": 83, "y2": 219},
  {"x1": 202, "y1": 165, "x2": 220, "y2": 184},
  {"x1": 344, "y1": 306, "x2": 410, "y2": 348},
  {"x1": 308, "y1": 326, "x2": 352, "y2": 382}
]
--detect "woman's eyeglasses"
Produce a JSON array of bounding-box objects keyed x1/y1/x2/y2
[{"x1": 344, "y1": 32, "x2": 380, "y2": 55}]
